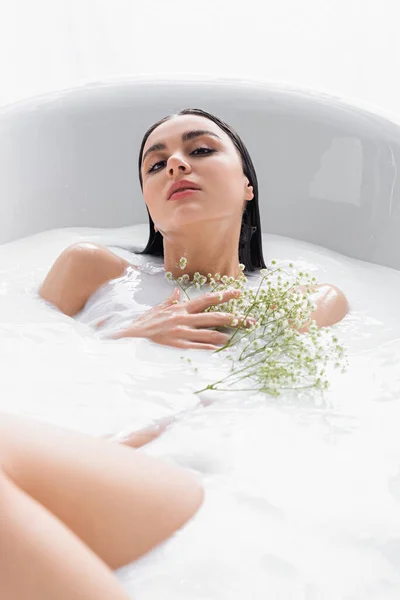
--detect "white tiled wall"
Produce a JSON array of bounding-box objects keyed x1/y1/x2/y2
[{"x1": 0, "y1": 0, "x2": 399, "y2": 119}]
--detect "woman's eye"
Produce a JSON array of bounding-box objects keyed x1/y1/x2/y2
[
  {"x1": 147, "y1": 160, "x2": 166, "y2": 174},
  {"x1": 191, "y1": 147, "x2": 214, "y2": 156}
]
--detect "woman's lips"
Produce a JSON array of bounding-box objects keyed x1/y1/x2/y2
[{"x1": 168, "y1": 189, "x2": 200, "y2": 201}]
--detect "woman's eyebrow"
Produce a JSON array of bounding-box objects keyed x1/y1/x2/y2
[
  {"x1": 142, "y1": 130, "x2": 221, "y2": 164},
  {"x1": 182, "y1": 129, "x2": 221, "y2": 143}
]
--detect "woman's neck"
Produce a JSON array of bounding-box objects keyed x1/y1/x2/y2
[{"x1": 162, "y1": 227, "x2": 242, "y2": 281}]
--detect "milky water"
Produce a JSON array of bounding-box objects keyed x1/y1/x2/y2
[{"x1": 1, "y1": 224, "x2": 400, "y2": 600}]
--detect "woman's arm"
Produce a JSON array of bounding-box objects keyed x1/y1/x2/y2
[
  {"x1": 39, "y1": 242, "x2": 129, "y2": 316},
  {"x1": 103, "y1": 414, "x2": 178, "y2": 448}
]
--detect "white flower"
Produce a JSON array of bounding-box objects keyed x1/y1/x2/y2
[
  {"x1": 179, "y1": 257, "x2": 187, "y2": 270},
  {"x1": 165, "y1": 254, "x2": 346, "y2": 398}
]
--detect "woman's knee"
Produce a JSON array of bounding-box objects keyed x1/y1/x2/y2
[
  {"x1": 183, "y1": 473, "x2": 204, "y2": 519},
  {"x1": 164, "y1": 468, "x2": 204, "y2": 536},
  {"x1": 311, "y1": 283, "x2": 349, "y2": 327}
]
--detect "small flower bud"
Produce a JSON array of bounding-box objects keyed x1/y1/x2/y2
[{"x1": 179, "y1": 257, "x2": 187, "y2": 270}]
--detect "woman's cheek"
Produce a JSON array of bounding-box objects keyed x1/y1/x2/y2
[{"x1": 143, "y1": 182, "x2": 158, "y2": 209}]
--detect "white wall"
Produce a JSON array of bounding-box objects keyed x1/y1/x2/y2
[{"x1": 0, "y1": 0, "x2": 399, "y2": 120}]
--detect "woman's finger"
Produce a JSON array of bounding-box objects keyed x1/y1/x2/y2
[
  {"x1": 182, "y1": 312, "x2": 256, "y2": 328},
  {"x1": 186, "y1": 288, "x2": 242, "y2": 314},
  {"x1": 157, "y1": 288, "x2": 181, "y2": 310},
  {"x1": 174, "y1": 327, "x2": 231, "y2": 345}
]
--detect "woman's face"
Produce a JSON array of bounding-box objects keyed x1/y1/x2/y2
[{"x1": 140, "y1": 115, "x2": 253, "y2": 235}]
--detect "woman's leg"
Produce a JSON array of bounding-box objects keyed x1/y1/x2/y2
[
  {"x1": 0, "y1": 470, "x2": 133, "y2": 599},
  {"x1": 0, "y1": 412, "x2": 203, "y2": 598},
  {"x1": 295, "y1": 283, "x2": 349, "y2": 332}
]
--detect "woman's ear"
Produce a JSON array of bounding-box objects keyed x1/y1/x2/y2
[{"x1": 245, "y1": 180, "x2": 254, "y2": 201}]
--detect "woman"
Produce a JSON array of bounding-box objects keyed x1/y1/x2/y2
[
  {"x1": 1, "y1": 110, "x2": 349, "y2": 599},
  {"x1": 40, "y1": 108, "x2": 349, "y2": 346}
]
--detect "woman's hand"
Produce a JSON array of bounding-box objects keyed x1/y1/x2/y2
[{"x1": 112, "y1": 288, "x2": 255, "y2": 350}]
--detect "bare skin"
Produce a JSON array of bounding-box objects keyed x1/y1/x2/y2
[
  {"x1": 39, "y1": 241, "x2": 129, "y2": 317},
  {"x1": 0, "y1": 411, "x2": 203, "y2": 600}
]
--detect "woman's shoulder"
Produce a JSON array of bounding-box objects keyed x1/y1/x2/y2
[
  {"x1": 106, "y1": 246, "x2": 166, "y2": 275},
  {"x1": 106, "y1": 245, "x2": 142, "y2": 269}
]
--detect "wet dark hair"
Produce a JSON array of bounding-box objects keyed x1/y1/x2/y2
[{"x1": 137, "y1": 108, "x2": 266, "y2": 272}]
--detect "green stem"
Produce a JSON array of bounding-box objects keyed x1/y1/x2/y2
[
  {"x1": 213, "y1": 275, "x2": 269, "y2": 352},
  {"x1": 194, "y1": 354, "x2": 267, "y2": 394},
  {"x1": 239, "y1": 327, "x2": 286, "y2": 362}
]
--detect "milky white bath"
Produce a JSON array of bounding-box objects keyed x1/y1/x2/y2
[{"x1": 1, "y1": 224, "x2": 400, "y2": 600}]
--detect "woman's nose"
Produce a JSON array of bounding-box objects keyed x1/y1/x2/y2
[{"x1": 167, "y1": 154, "x2": 191, "y2": 177}]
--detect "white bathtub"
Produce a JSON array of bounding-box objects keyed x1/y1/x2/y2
[
  {"x1": 0, "y1": 77, "x2": 399, "y2": 268},
  {"x1": 1, "y1": 78, "x2": 400, "y2": 600}
]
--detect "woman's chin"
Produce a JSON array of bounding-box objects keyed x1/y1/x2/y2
[{"x1": 163, "y1": 217, "x2": 210, "y2": 235}]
